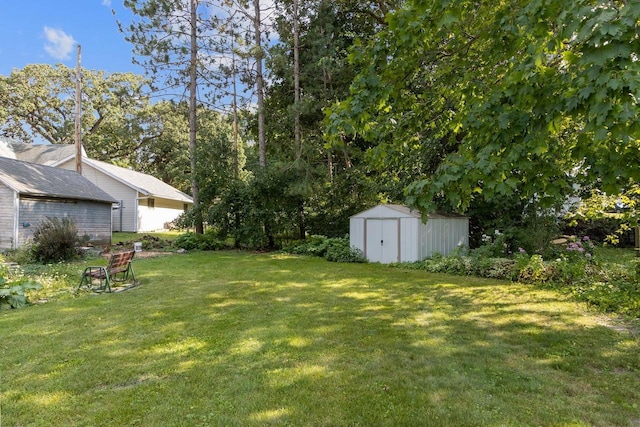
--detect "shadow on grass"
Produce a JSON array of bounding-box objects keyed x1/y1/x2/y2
[{"x1": 1, "y1": 251, "x2": 639, "y2": 426}]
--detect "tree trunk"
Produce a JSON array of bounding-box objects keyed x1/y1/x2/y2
[
  {"x1": 293, "y1": 0, "x2": 305, "y2": 240},
  {"x1": 293, "y1": 0, "x2": 301, "y2": 161},
  {"x1": 254, "y1": 0, "x2": 266, "y2": 168},
  {"x1": 252, "y1": 0, "x2": 273, "y2": 246},
  {"x1": 231, "y1": 28, "x2": 240, "y2": 180},
  {"x1": 189, "y1": 0, "x2": 203, "y2": 234}
]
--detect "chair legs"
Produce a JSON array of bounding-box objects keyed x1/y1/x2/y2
[{"x1": 78, "y1": 267, "x2": 111, "y2": 293}]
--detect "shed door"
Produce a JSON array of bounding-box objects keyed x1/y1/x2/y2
[{"x1": 365, "y1": 219, "x2": 399, "y2": 263}]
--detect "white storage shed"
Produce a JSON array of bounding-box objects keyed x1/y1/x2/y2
[{"x1": 350, "y1": 204, "x2": 469, "y2": 263}]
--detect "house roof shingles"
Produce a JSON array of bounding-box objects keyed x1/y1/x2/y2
[
  {"x1": 84, "y1": 158, "x2": 193, "y2": 204},
  {"x1": 0, "y1": 136, "x2": 81, "y2": 166},
  {"x1": 13, "y1": 143, "x2": 79, "y2": 166},
  {"x1": 0, "y1": 157, "x2": 117, "y2": 203},
  {"x1": 0, "y1": 139, "x2": 193, "y2": 204}
]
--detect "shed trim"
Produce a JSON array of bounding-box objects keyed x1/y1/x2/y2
[
  {"x1": 12, "y1": 191, "x2": 19, "y2": 249},
  {"x1": 397, "y1": 218, "x2": 401, "y2": 263},
  {"x1": 362, "y1": 218, "x2": 369, "y2": 259},
  {"x1": 350, "y1": 204, "x2": 468, "y2": 220}
]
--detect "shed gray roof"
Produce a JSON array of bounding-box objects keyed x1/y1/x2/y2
[
  {"x1": 84, "y1": 158, "x2": 193, "y2": 204},
  {"x1": 0, "y1": 157, "x2": 117, "y2": 203}
]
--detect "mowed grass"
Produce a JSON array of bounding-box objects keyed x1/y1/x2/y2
[{"x1": 1, "y1": 251, "x2": 639, "y2": 426}]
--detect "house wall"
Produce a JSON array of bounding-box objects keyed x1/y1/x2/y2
[
  {"x1": 137, "y1": 197, "x2": 186, "y2": 232},
  {"x1": 0, "y1": 184, "x2": 16, "y2": 250},
  {"x1": 59, "y1": 160, "x2": 137, "y2": 232},
  {"x1": 17, "y1": 197, "x2": 112, "y2": 247}
]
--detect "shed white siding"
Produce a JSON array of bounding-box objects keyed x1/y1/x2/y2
[
  {"x1": 400, "y1": 217, "x2": 420, "y2": 262},
  {"x1": 350, "y1": 205, "x2": 469, "y2": 264},
  {"x1": 421, "y1": 217, "x2": 469, "y2": 260},
  {"x1": 350, "y1": 217, "x2": 365, "y2": 254},
  {"x1": 0, "y1": 184, "x2": 16, "y2": 249}
]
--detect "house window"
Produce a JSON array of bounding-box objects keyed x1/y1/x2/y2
[
  {"x1": 183, "y1": 203, "x2": 189, "y2": 212},
  {"x1": 147, "y1": 198, "x2": 155, "y2": 208}
]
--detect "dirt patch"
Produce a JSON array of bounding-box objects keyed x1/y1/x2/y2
[
  {"x1": 101, "y1": 250, "x2": 174, "y2": 259},
  {"x1": 595, "y1": 314, "x2": 640, "y2": 337}
]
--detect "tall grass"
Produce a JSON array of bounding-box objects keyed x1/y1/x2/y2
[{"x1": 1, "y1": 251, "x2": 638, "y2": 426}]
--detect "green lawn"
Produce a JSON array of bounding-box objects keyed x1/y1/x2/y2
[{"x1": 1, "y1": 251, "x2": 639, "y2": 426}]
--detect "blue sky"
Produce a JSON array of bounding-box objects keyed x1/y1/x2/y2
[{"x1": 0, "y1": 0, "x2": 143, "y2": 76}]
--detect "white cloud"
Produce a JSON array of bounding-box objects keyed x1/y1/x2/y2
[
  {"x1": 43, "y1": 26, "x2": 76, "y2": 60},
  {"x1": 102, "y1": 0, "x2": 112, "y2": 6}
]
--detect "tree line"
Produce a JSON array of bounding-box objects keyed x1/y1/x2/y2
[{"x1": 1, "y1": 0, "x2": 638, "y2": 251}]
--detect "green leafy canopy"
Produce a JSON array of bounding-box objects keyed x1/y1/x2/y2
[{"x1": 327, "y1": 0, "x2": 640, "y2": 213}]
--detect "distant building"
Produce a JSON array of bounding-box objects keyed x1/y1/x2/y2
[
  {"x1": 0, "y1": 138, "x2": 193, "y2": 233},
  {"x1": 0, "y1": 156, "x2": 116, "y2": 249}
]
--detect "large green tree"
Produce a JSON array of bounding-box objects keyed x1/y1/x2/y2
[
  {"x1": 135, "y1": 100, "x2": 192, "y2": 192},
  {"x1": 260, "y1": 0, "x2": 399, "y2": 239},
  {"x1": 134, "y1": 100, "x2": 242, "y2": 197},
  {"x1": 327, "y1": 0, "x2": 640, "y2": 214},
  {"x1": 120, "y1": 0, "x2": 222, "y2": 233},
  {"x1": 0, "y1": 63, "x2": 148, "y2": 161}
]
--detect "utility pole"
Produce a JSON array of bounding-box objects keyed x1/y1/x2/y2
[{"x1": 75, "y1": 44, "x2": 82, "y2": 174}]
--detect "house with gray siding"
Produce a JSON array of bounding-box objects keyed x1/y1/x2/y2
[
  {"x1": 0, "y1": 139, "x2": 193, "y2": 233},
  {"x1": 0, "y1": 157, "x2": 116, "y2": 250}
]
